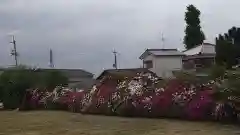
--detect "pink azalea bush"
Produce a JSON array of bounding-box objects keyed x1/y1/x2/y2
[
  {"x1": 19, "y1": 71, "x2": 240, "y2": 122},
  {"x1": 184, "y1": 90, "x2": 214, "y2": 120},
  {"x1": 81, "y1": 78, "x2": 118, "y2": 115}
]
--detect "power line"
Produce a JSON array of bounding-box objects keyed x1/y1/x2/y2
[{"x1": 10, "y1": 35, "x2": 18, "y2": 66}]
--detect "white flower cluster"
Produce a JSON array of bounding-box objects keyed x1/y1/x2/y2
[
  {"x1": 99, "y1": 76, "x2": 107, "y2": 83},
  {"x1": 39, "y1": 91, "x2": 50, "y2": 105},
  {"x1": 172, "y1": 89, "x2": 196, "y2": 105},
  {"x1": 96, "y1": 96, "x2": 105, "y2": 108},
  {"x1": 155, "y1": 88, "x2": 165, "y2": 95},
  {"x1": 203, "y1": 80, "x2": 216, "y2": 86},
  {"x1": 212, "y1": 103, "x2": 224, "y2": 119},
  {"x1": 117, "y1": 80, "x2": 127, "y2": 89},
  {"x1": 141, "y1": 72, "x2": 159, "y2": 83},
  {"x1": 144, "y1": 103, "x2": 152, "y2": 112},
  {"x1": 114, "y1": 72, "x2": 161, "y2": 98},
  {"x1": 61, "y1": 87, "x2": 72, "y2": 94},
  {"x1": 77, "y1": 89, "x2": 84, "y2": 93},
  {"x1": 0, "y1": 102, "x2": 3, "y2": 109},
  {"x1": 228, "y1": 96, "x2": 240, "y2": 101},
  {"x1": 132, "y1": 101, "x2": 137, "y2": 107},
  {"x1": 142, "y1": 96, "x2": 152, "y2": 103},
  {"x1": 128, "y1": 80, "x2": 143, "y2": 96},
  {"x1": 90, "y1": 85, "x2": 97, "y2": 95},
  {"x1": 52, "y1": 86, "x2": 68, "y2": 101},
  {"x1": 142, "y1": 96, "x2": 152, "y2": 112},
  {"x1": 81, "y1": 93, "x2": 90, "y2": 107},
  {"x1": 80, "y1": 85, "x2": 98, "y2": 109},
  {"x1": 37, "y1": 86, "x2": 73, "y2": 104},
  {"x1": 111, "y1": 92, "x2": 121, "y2": 102}
]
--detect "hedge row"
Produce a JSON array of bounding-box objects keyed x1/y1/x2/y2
[{"x1": 19, "y1": 72, "x2": 240, "y2": 122}]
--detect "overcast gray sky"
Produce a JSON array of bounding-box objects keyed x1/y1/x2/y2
[{"x1": 0, "y1": 0, "x2": 239, "y2": 76}]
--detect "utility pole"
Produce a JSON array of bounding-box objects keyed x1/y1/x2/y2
[
  {"x1": 161, "y1": 33, "x2": 165, "y2": 49},
  {"x1": 113, "y1": 50, "x2": 117, "y2": 69},
  {"x1": 49, "y1": 49, "x2": 54, "y2": 68},
  {"x1": 10, "y1": 35, "x2": 18, "y2": 66}
]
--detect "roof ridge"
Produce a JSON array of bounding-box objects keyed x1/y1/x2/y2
[
  {"x1": 203, "y1": 42, "x2": 215, "y2": 46},
  {"x1": 182, "y1": 44, "x2": 202, "y2": 52},
  {"x1": 148, "y1": 48, "x2": 178, "y2": 51},
  {"x1": 140, "y1": 48, "x2": 184, "y2": 60},
  {"x1": 106, "y1": 68, "x2": 146, "y2": 71},
  {"x1": 183, "y1": 43, "x2": 216, "y2": 52}
]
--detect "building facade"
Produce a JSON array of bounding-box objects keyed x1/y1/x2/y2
[
  {"x1": 139, "y1": 49, "x2": 184, "y2": 78},
  {"x1": 183, "y1": 43, "x2": 216, "y2": 69},
  {"x1": 0, "y1": 68, "x2": 95, "y2": 90}
]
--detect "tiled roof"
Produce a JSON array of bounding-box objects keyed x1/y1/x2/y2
[
  {"x1": 0, "y1": 68, "x2": 94, "y2": 78},
  {"x1": 96, "y1": 68, "x2": 156, "y2": 80},
  {"x1": 139, "y1": 49, "x2": 185, "y2": 60},
  {"x1": 40, "y1": 69, "x2": 94, "y2": 78},
  {"x1": 183, "y1": 43, "x2": 216, "y2": 56},
  {"x1": 68, "y1": 78, "x2": 96, "y2": 89}
]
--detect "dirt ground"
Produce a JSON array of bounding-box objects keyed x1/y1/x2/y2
[{"x1": 0, "y1": 111, "x2": 239, "y2": 135}]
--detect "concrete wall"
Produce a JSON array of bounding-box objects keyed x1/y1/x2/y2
[
  {"x1": 202, "y1": 44, "x2": 215, "y2": 54},
  {"x1": 144, "y1": 55, "x2": 183, "y2": 78}
]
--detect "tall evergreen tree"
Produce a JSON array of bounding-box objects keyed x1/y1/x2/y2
[
  {"x1": 184, "y1": 5, "x2": 205, "y2": 49},
  {"x1": 216, "y1": 27, "x2": 240, "y2": 68}
]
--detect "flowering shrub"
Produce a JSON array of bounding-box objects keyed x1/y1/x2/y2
[
  {"x1": 81, "y1": 78, "x2": 118, "y2": 115},
  {"x1": 184, "y1": 90, "x2": 214, "y2": 120},
  {"x1": 111, "y1": 73, "x2": 156, "y2": 116},
  {"x1": 20, "y1": 87, "x2": 86, "y2": 111},
  {"x1": 19, "y1": 71, "x2": 240, "y2": 122},
  {"x1": 19, "y1": 88, "x2": 44, "y2": 110}
]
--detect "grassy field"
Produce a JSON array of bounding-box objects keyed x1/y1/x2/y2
[{"x1": 0, "y1": 111, "x2": 239, "y2": 135}]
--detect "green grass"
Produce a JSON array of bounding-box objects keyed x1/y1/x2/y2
[{"x1": 0, "y1": 111, "x2": 239, "y2": 135}]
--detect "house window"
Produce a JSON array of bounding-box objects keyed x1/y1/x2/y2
[{"x1": 144, "y1": 60, "x2": 153, "y2": 69}]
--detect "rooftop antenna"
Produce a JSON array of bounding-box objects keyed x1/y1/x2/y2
[
  {"x1": 10, "y1": 35, "x2": 18, "y2": 66},
  {"x1": 49, "y1": 49, "x2": 54, "y2": 68},
  {"x1": 112, "y1": 49, "x2": 118, "y2": 69}
]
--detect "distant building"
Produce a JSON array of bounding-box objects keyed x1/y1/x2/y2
[
  {"x1": 96, "y1": 68, "x2": 155, "y2": 81},
  {"x1": 45, "y1": 69, "x2": 95, "y2": 90},
  {"x1": 0, "y1": 68, "x2": 95, "y2": 90},
  {"x1": 139, "y1": 49, "x2": 185, "y2": 78},
  {"x1": 95, "y1": 68, "x2": 158, "y2": 87},
  {"x1": 183, "y1": 43, "x2": 216, "y2": 69}
]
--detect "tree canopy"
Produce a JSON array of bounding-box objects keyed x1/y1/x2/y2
[
  {"x1": 184, "y1": 4, "x2": 205, "y2": 49},
  {"x1": 215, "y1": 27, "x2": 240, "y2": 68}
]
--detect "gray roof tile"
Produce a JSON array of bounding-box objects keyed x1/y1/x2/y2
[{"x1": 139, "y1": 49, "x2": 185, "y2": 59}]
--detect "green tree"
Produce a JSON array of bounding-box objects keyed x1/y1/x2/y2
[
  {"x1": 215, "y1": 27, "x2": 240, "y2": 68},
  {"x1": 184, "y1": 4, "x2": 205, "y2": 49}
]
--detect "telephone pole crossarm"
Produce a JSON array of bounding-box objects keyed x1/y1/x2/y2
[
  {"x1": 10, "y1": 35, "x2": 18, "y2": 66},
  {"x1": 113, "y1": 50, "x2": 118, "y2": 69}
]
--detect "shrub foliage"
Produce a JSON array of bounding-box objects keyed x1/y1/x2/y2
[{"x1": 0, "y1": 67, "x2": 68, "y2": 109}]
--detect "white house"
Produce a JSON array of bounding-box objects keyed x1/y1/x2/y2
[
  {"x1": 183, "y1": 43, "x2": 215, "y2": 56},
  {"x1": 139, "y1": 49, "x2": 185, "y2": 78},
  {"x1": 183, "y1": 43, "x2": 216, "y2": 69}
]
